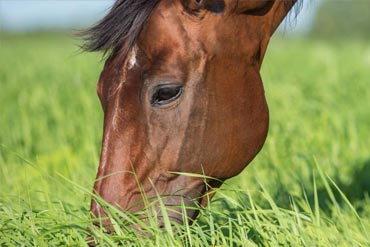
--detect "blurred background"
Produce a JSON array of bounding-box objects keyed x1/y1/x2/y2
[
  {"x1": 0, "y1": 1, "x2": 113, "y2": 31},
  {"x1": 1, "y1": 0, "x2": 370, "y2": 38},
  {"x1": 0, "y1": 0, "x2": 317, "y2": 34}
]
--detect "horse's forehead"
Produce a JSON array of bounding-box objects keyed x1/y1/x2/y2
[
  {"x1": 138, "y1": 1, "x2": 194, "y2": 54},
  {"x1": 139, "y1": 1, "x2": 248, "y2": 59}
]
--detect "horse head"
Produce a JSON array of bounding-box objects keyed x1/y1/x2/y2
[{"x1": 84, "y1": 0, "x2": 298, "y2": 229}]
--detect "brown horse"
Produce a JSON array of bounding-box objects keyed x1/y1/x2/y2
[{"x1": 83, "y1": 0, "x2": 300, "y2": 229}]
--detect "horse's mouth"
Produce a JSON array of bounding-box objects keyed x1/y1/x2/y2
[{"x1": 90, "y1": 193, "x2": 203, "y2": 229}]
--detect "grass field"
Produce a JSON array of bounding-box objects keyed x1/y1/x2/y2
[{"x1": 0, "y1": 33, "x2": 369, "y2": 246}]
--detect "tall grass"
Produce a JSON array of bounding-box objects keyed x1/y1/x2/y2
[{"x1": 0, "y1": 33, "x2": 369, "y2": 246}]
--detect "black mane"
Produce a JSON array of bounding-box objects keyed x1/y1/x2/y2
[
  {"x1": 81, "y1": 0, "x2": 303, "y2": 58},
  {"x1": 81, "y1": 0, "x2": 160, "y2": 58}
]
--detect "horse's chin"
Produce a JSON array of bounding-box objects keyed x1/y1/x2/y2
[{"x1": 90, "y1": 192, "x2": 204, "y2": 232}]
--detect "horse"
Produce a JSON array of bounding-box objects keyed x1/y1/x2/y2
[{"x1": 82, "y1": 0, "x2": 300, "y2": 230}]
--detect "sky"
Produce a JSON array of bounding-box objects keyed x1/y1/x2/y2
[
  {"x1": 0, "y1": 1, "x2": 320, "y2": 34},
  {"x1": 0, "y1": 1, "x2": 114, "y2": 31}
]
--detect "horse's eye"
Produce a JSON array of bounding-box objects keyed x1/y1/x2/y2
[{"x1": 150, "y1": 85, "x2": 183, "y2": 106}]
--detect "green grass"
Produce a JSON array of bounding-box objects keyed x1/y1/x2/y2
[{"x1": 0, "y1": 33, "x2": 369, "y2": 246}]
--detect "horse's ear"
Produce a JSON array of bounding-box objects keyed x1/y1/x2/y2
[
  {"x1": 181, "y1": 0, "x2": 297, "y2": 36},
  {"x1": 181, "y1": 0, "x2": 203, "y2": 11},
  {"x1": 235, "y1": 0, "x2": 274, "y2": 14},
  {"x1": 237, "y1": 0, "x2": 297, "y2": 36},
  {"x1": 265, "y1": 0, "x2": 297, "y2": 35},
  {"x1": 181, "y1": 0, "x2": 226, "y2": 14},
  {"x1": 236, "y1": 0, "x2": 297, "y2": 35}
]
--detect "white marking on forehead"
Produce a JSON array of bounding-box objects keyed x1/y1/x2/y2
[{"x1": 127, "y1": 46, "x2": 137, "y2": 70}]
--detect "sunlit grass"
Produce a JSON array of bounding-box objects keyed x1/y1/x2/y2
[
  {"x1": 1, "y1": 166, "x2": 368, "y2": 246},
  {"x1": 0, "y1": 33, "x2": 369, "y2": 246}
]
